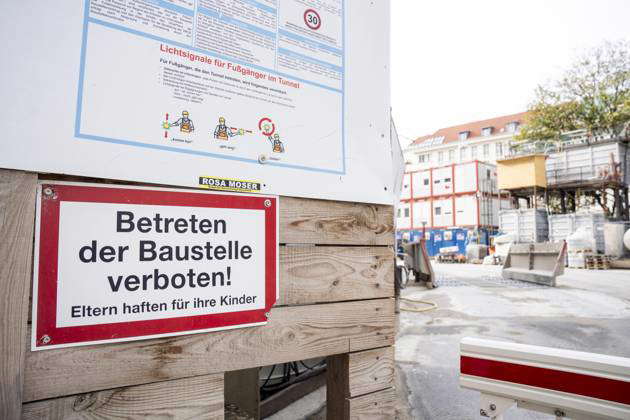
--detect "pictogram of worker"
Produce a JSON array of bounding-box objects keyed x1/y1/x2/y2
[
  {"x1": 171, "y1": 111, "x2": 194, "y2": 133},
  {"x1": 269, "y1": 133, "x2": 285, "y2": 153}
]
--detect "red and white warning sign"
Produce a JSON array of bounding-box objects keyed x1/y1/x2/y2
[{"x1": 32, "y1": 182, "x2": 278, "y2": 350}]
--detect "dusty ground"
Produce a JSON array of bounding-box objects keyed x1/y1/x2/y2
[
  {"x1": 397, "y1": 263, "x2": 630, "y2": 419},
  {"x1": 265, "y1": 264, "x2": 630, "y2": 419}
]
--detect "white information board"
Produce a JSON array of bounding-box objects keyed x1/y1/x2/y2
[{"x1": 0, "y1": 0, "x2": 393, "y2": 204}]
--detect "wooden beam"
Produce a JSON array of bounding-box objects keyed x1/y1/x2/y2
[
  {"x1": 22, "y1": 373, "x2": 224, "y2": 420},
  {"x1": 0, "y1": 170, "x2": 37, "y2": 419},
  {"x1": 24, "y1": 299, "x2": 394, "y2": 402},
  {"x1": 224, "y1": 368, "x2": 260, "y2": 419},
  {"x1": 279, "y1": 197, "x2": 394, "y2": 245},
  {"x1": 279, "y1": 246, "x2": 394, "y2": 305},
  {"x1": 327, "y1": 347, "x2": 395, "y2": 419},
  {"x1": 346, "y1": 387, "x2": 396, "y2": 420},
  {"x1": 347, "y1": 347, "x2": 395, "y2": 398}
]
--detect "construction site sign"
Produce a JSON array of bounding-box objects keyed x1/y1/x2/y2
[
  {"x1": 0, "y1": 1, "x2": 393, "y2": 204},
  {"x1": 31, "y1": 183, "x2": 278, "y2": 350}
]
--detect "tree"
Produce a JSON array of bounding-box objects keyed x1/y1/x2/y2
[{"x1": 516, "y1": 40, "x2": 630, "y2": 144}]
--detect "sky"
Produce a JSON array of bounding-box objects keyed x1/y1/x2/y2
[{"x1": 391, "y1": 0, "x2": 630, "y2": 146}]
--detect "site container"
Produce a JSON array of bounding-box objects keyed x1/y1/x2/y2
[
  {"x1": 412, "y1": 199, "x2": 431, "y2": 228},
  {"x1": 546, "y1": 140, "x2": 630, "y2": 186},
  {"x1": 432, "y1": 198, "x2": 454, "y2": 227},
  {"x1": 411, "y1": 227, "x2": 494, "y2": 257},
  {"x1": 498, "y1": 209, "x2": 549, "y2": 243},
  {"x1": 400, "y1": 173, "x2": 412, "y2": 200},
  {"x1": 411, "y1": 170, "x2": 431, "y2": 198},
  {"x1": 548, "y1": 213, "x2": 606, "y2": 253}
]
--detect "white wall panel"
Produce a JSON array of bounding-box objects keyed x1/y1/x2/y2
[
  {"x1": 411, "y1": 170, "x2": 431, "y2": 198},
  {"x1": 432, "y1": 166, "x2": 454, "y2": 196},
  {"x1": 454, "y1": 162, "x2": 477, "y2": 193},
  {"x1": 412, "y1": 199, "x2": 431, "y2": 228},
  {"x1": 455, "y1": 195, "x2": 478, "y2": 226}
]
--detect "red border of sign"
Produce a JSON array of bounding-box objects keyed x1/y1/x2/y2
[
  {"x1": 304, "y1": 9, "x2": 321, "y2": 30},
  {"x1": 33, "y1": 183, "x2": 277, "y2": 349}
]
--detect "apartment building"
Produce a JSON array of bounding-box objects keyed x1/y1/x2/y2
[{"x1": 396, "y1": 112, "x2": 526, "y2": 254}]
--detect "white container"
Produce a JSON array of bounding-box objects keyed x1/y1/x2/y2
[
  {"x1": 549, "y1": 213, "x2": 605, "y2": 253},
  {"x1": 411, "y1": 170, "x2": 431, "y2": 198},
  {"x1": 604, "y1": 222, "x2": 629, "y2": 258},
  {"x1": 499, "y1": 209, "x2": 548, "y2": 243}
]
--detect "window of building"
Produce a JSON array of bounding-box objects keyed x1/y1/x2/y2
[
  {"x1": 486, "y1": 169, "x2": 491, "y2": 179},
  {"x1": 460, "y1": 147, "x2": 468, "y2": 161},
  {"x1": 444, "y1": 177, "x2": 452, "y2": 183},
  {"x1": 434, "y1": 179, "x2": 440, "y2": 184},
  {"x1": 397, "y1": 209, "x2": 401, "y2": 218},
  {"x1": 458, "y1": 131, "x2": 470, "y2": 141},
  {"x1": 507, "y1": 122, "x2": 520, "y2": 133},
  {"x1": 495, "y1": 142, "x2": 503, "y2": 157},
  {"x1": 481, "y1": 127, "x2": 493, "y2": 136},
  {"x1": 418, "y1": 154, "x2": 425, "y2": 163},
  {"x1": 423, "y1": 178, "x2": 429, "y2": 185},
  {"x1": 435, "y1": 207, "x2": 441, "y2": 215},
  {"x1": 471, "y1": 145, "x2": 478, "y2": 158},
  {"x1": 483, "y1": 144, "x2": 489, "y2": 157},
  {"x1": 448, "y1": 149, "x2": 455, "y2": 162},
  {"x1": 438, "y1": 151, "x2": 444, "y2": 162},
  {"x1": 404, "y1": 208, "x2": 410, "y2": 217}
]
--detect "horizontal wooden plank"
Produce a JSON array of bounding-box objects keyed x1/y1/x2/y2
[
  {"x1": 22, "y1": 374, "x2": 224, "y2": 420},
  {"x1": 347, "y1": 387, "x2": 396, "y2": 420},
  {"x1": 279, "y1": 246, "x2": 394, "y2": 305},
  {"x1": 348, "y1": 347, "x2": 395, "y2": 398},
  {"x1": 279, "y1": 196, "x2": 394, "y2": 245},
  {"x1": 24, "y1": 299, "x2": 394, "y2": 402}
]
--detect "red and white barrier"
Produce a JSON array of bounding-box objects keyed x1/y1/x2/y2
[{"x1": 460, "y1": 337, "x2": 630, "y2": 419}]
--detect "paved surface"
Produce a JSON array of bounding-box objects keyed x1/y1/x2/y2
[{"x1": 397, "y1": 263, "x2": 630, "y2": 419}]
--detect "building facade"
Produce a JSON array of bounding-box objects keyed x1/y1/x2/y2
[{"x1": 396, "y1": 113, "x2": 526, "y2": 254}]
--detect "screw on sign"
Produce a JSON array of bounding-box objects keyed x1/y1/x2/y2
[{"x1": 304, "y1": 9, "x2": 321, "y2": 30}]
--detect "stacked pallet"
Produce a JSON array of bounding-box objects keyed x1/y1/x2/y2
[{"x1": 585, "y1": 255, "x2": 611, "y2": 270}]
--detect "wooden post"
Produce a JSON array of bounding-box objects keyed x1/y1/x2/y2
[
  {"x1": 0, "y1": 170, "x2": 37, "y2": 420},
  {"x1": 224, "y1": 368, "x2": 260, "y2": 419},
  {"x1": 327, "y1": 346, "x2": 395, "y2": 419}
]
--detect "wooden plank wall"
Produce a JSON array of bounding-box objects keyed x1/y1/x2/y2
[{"x1": 0, "y1": 172, "x2": 396, "y2": 419}]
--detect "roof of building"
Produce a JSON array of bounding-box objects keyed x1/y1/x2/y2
[{"x1": 411, "y1": 111, "x2": 529, "y2": 146}]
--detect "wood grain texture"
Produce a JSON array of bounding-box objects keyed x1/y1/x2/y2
[
  {"x1": 348, "y1": 347, "x2": 395, "y2": 398},
  {"x1": 346, "y1": 387, "x2": 396, "y2": 420},
  {"x1": 24, "y1": 299, "x2": 394, "y2": 402},
  {"x1": 279, "y1": 196, "x2": 394, "y2": 245},
  {"x1": 22, "y1": 374, "x2": 224, "y2": 420},
  {"x1": 279, "y1": 246, "x2": 394, "y2": 305},
  {"x1": 0, "y1": 170, "x2": 37, "y2": 420}
]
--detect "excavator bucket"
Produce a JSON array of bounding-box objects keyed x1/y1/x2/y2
[{"x1": 502, "y1": 242, "x2": 567, "y2": 286}]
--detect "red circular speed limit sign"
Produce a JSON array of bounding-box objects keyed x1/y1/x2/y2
[{"x1": 304, "y1": 9, "x2": 321, "y2": 30}]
